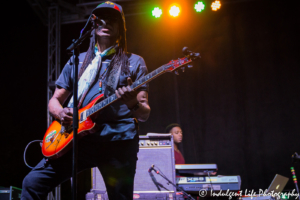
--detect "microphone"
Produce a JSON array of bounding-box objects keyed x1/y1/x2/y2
[
  {"x1": 148, "y1": 164, "x2": 159, "y2": 173},
  {"x1": 292, "y1": 152, "x2": 300, "y2": 163},
  {"x1": 148, "y1": 164, "x2": 154, "y2": 172},
  {"x1": 91, "y1": 14, "x2": 106, "y2": 27}
]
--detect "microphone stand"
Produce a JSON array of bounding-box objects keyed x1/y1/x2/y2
[
  {"x1": 151, "y1": 167, "x2": 195, "y2": 200},
  {"x1": 291, "y1": 153, "x2": 300, "y2": 199},
  {"x1": 66, "y1": 23, "x2": 96, "y2": 200}
]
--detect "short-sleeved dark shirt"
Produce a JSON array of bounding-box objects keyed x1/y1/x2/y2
[
  {"x1": 56, "y1": 52, "x2": 148, "y2": 141},
  {"x1": 174, "y1": 150, "x2": 185, "y2": 164}
]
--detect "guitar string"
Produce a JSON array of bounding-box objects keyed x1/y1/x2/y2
[{"x1": 84, "y1": 59, "x2": 190, "y2": 118}]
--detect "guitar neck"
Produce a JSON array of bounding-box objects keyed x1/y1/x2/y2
[{"x1": 83, "y1": 57, "x2": 192, "y2": 118}]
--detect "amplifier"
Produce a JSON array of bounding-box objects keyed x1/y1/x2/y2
[
  {"x1": 0, "y1": 186, "x2": 22, "y2": 200},
  {"x1": 91, "y1": 134, "x2": 176, "y2": 193},
  {"x1": 176, "y1": 175, "x2": 241, "y2": 194}
]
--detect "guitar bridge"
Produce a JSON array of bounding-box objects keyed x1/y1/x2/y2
[{"x1": 60, "y1": 125, "x2": 73, "y2": 138}]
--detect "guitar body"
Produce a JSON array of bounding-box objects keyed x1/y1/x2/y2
[{"x1": 41, "y1": 93, "x2": 104, "y2": 159}]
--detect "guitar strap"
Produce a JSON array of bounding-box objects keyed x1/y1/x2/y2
[
  {"x1": 67, "y1": 45, "x2": 117, "y2": 108},
  {"x1": 104, "y1": 55, "x2": 122, "y2": 98}
]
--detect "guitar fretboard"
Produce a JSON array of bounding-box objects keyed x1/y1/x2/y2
[{"x1": 83, "y1": 57, "x2": 191, "y2": 119}]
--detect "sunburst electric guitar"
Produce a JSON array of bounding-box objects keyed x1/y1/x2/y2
[{"x1": 42, "y1": 47, "x2": 200, "y2": 159}]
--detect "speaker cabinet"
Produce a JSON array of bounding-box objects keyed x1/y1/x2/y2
[{"x1": 91, "y1": 134, "x2": 176, "y2": 193}]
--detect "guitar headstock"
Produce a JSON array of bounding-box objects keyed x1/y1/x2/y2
[
  {"x1": 182, "y1": 47, "x2": 201, "y2": 60},
  {"x1": 164, "y1": 47, "x2": 201, "y2": 73}
]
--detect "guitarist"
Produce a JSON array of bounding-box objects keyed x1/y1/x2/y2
[{"x1": 21, "y1": 2, "x2": 150, "y2": 200}]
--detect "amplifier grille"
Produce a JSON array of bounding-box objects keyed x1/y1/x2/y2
[{"x1": 92, "y1": 137, "x2": 176, "y2": 193}]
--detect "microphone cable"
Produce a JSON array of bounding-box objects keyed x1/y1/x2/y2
[
  {"x1": 79, "y1": 14, "x2": 93, "y2": 38},
  {"x1": 152, "y1": 165, "x2": 195, "y2": 200}
]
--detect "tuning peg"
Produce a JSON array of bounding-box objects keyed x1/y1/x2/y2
[
  {"x1": 174, "y1": 71, "x2": 179, "y2": 75},
  {"x1": 188, "y1": 64, "x2": 193, "y2": 68},
  {"x1": 182, "y1": 47, "x2": 190, "y2": 55},
  {"x1": 181, "y1": 67, "x2": 185, "y2": 72}
]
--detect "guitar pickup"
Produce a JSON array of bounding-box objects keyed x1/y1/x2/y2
[{"x1": 80, "y1": 111, "x2": 87, "y2": 122}]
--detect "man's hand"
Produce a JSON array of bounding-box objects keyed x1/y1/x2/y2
[
  {"x1": 115, "y1": 77, "x2": 139, "y2": 109},
  {"x1": 59, "y1": 107, "x2": 73, "y2": 126},
  {"x1": 115, "y1": 77, "x2": 151, "y2": 122},
  {"x1": 49, "y1": 87, "x2": 73, "y2": 126}
]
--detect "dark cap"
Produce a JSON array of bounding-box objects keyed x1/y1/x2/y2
[
  {"x1": 165, "y1": 123, "x2": 181, "y2": 133},
  {"x1": 91, "y1": 1, "x2": 127, "y2": 51},
  {"x1": 92, "y1": 1, "x2": 125, "y2": 25}
]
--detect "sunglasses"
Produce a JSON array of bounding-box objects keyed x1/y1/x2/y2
[{"x1": 98, "y1": 15, "x2": 119, "y2": 22}]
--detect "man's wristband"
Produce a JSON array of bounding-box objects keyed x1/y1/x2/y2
[{"x1": 129, "y1": 102, "x2": 140, "y2": 112}]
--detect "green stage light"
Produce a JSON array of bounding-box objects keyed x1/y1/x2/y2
[
  {"x1": 195, "y1": 1, "x2": 205, "y2": 12},
  {"x1": 152, "y1": 7, "x2": 162, "y2": 18}
]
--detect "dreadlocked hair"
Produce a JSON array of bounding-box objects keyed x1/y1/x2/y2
[
  {"x1": 78, "y1": 21, "x2": 130, "y2": 80},
  {"x1": 108, "y1": 46, "x2": 130, "y2": 76}
]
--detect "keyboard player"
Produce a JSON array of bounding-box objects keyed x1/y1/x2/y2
[{"x1": 165, "y1": 123, "x2": 185, "y2": 164}]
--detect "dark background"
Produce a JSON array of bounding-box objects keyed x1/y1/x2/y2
[{"x1": 1, "y1": 0, "x2": 299, "y2": 199}]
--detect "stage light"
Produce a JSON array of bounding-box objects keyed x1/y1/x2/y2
[
  {"x1": 281, "y1": 194, "x2": 289, "y2": 199},
  {"x1": 169, "y1": 5, "x2": 180, "y2": 17},
  {"x1": 152, "y1": 7, "x2": 162, "y2": 18},
  {"x1": 194, "y1": 1, "x2": 205, "y2": 12},
  {"x1": 211, "y1": 0, "x2": 221, "y2": 11}
]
